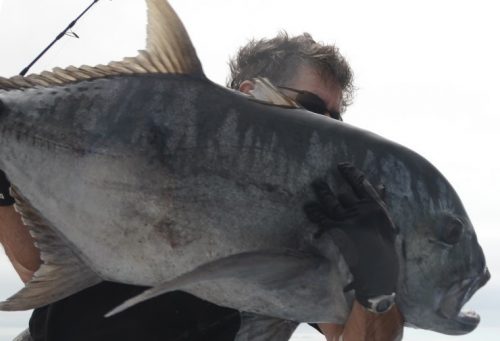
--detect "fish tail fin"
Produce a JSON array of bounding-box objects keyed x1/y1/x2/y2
[{"x1": 0, "y1": 187, "x2": 101, "y2": 311}]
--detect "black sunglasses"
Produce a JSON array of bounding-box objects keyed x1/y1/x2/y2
[{"x1": 278, "y1": 86, "x2": 342, "y2": 121}]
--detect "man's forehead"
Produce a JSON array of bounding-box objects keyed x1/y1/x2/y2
[{"x1": 288, "y1": 63, "x2": 338, "y2": 85}]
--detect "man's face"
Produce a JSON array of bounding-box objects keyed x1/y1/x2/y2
[{"x1": 283, "y1": 63, "x2": 343, "y2": 119}]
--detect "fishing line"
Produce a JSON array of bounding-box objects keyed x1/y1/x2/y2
[{"x1": 19, "y1": 0, "x2": 101, "y2": 76}]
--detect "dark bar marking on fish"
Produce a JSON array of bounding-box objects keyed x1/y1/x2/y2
[{"x1": 0, "y1": 99, "x2": 6, "y2": 118}]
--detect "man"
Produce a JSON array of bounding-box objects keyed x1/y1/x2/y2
[
  {"x1": 228, "y1": 32, "x2": 403, "y2": 341},
  {"x1": 0, "y1": 32, "x2": 402, "y2": 340}
]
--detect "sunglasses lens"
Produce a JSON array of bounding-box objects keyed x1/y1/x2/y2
[
  {"x1": 330, "y1": 111, "x2": 342, "y2": 121},
  {"x1": 296, "y1": 92, "x2": 327, "y2": 115},
  {"x1": 279, "y1": 86, "x2": 342, "y2": 121}
]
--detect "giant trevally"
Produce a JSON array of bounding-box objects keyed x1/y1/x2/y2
[{"x1": 0, "y1": 0, "x2": 489, "y2": 339}]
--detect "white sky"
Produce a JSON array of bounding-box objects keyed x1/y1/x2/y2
[{"x1": 0, "y1": 0, "x2": 499, "y2": 340}]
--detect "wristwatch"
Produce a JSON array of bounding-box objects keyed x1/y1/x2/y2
[{"x1": 359, "y1": 293, "x2": 396, "y2": 314}]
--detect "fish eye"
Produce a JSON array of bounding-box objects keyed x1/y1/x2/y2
[{"x1": 438, "y1": 217, "x2": 464, "y2": 245}]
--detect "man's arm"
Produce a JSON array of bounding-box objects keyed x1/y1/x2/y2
[
  {"x1": 0, "y1": 170, "x2": 41, "y2": 283},
  {"x1": 305, "y1": 163, "x2": 403, "y2": 341},
  {"x1": 318, "y1": 302, "x2": 403, "y2": 341}
]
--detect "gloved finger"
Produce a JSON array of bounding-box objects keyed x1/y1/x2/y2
[
  {"x1": 304, "y1": 202, "x2": 341, "y2": 229},
  {"x1": 334, "y1": 207, "x2": 359, "y2": 221},
  {"x1": 303, "y1": 202, "x2": 327, "y2": 224},
  {"x1": 376, "y1": 184, "x2": 386, "y2": 201},
  {"x1": 337, "y1": 162, "x2": 367, "y2": 199},
  {"x1": 311, "y1": 179, "x2": 344, "y2": 217},
  {"x1": 338, "y1": 192, "x2": 358, "y2": 208},
  {"x1": 338, "y1": 162, "x2": 385, "y2": 205},
  {"x1": 304, "y1": 203, "x2": 340, "y2": 238}
]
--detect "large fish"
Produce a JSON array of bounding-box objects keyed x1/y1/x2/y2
[{"x1": 0, "y1": 0, "x2": 489, "y2": 339}]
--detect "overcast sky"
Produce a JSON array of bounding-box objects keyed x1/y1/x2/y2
[{"x1": 0, "y1": 0, "x2": 499, "y2": 340}]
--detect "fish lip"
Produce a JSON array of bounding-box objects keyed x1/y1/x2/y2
[{"x1": 437, "y1": 268, "x2": 490, "y2": 333}]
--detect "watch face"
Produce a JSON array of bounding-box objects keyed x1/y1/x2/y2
[
  {"x1": 365, "y1": 293, "x2": 396, "y2": 314},
  {"x1": 375, "y1": 299, "x2": 393, "y2": 313}
]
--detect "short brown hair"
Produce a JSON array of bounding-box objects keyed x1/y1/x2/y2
[{"x1": 227, "y1": 32, "x2": 354, "y2": 112}]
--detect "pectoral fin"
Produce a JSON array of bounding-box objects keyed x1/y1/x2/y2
[
  {"x1": 0, "y1": 187, "x2": 101, "y2": 311},
  {"x1": 248, "y1": 78, "x2": 301, "y2": 108},
  {"x1": 106, "y1": 249, "x2": 327, "y2": 317}
]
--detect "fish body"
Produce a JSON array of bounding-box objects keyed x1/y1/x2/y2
[{"x1": 0, "y1": 0, "x2": 489, "y2": 337}]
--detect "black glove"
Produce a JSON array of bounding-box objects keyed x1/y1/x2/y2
[
  {"x1": 0, "y1": 170, "x2": 15, "y2": 206},
  {"x1": 304, "y1": 162, "x2": 399, "y2": 311}
]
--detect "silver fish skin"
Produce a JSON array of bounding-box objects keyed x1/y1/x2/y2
[
  {"x1": 0, "y1": 0, "x2": 489, "y2": 337},
  {"x1": 0, "y1": 73, "x2": 488, "y2": 334}
]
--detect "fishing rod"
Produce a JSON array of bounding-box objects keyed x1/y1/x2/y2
[{"x1": 19, "y1": 0, "x2": 101, "y2": 76}]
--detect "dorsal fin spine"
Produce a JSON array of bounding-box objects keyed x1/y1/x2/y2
[
  {"x1": 25, "y1": 75, "x2": 51, "y2": 87},
  {"x1": 138, "y1": 50, "x2": 166, "y2": 73}
]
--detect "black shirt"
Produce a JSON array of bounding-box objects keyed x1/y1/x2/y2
[
  {"x1": 29, "y1": 282, "x2": 241, "y2": 341},
  {"x1": 0, "y1": 170, "x2": 15, "y2": 206}
]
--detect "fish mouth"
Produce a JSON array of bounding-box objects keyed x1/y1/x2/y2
[{"x1": 437, "y1": 267, "x2": 490, "y2": 334}]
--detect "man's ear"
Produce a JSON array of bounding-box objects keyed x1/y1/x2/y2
[{"x1": 239, "y1": 80, "x2": 255, "y2": 94}]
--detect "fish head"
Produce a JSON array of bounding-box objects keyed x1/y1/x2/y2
[{"x1": 390, "y1": 165, "x2": 490, "y2": 335}]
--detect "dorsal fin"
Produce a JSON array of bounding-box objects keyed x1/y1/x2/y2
[
  {"x1": 0, "y1": 0, "x2": 203, "y2": 92},
  {"x1": 146, "y1": 0, "x2": 202, "y2": 75},
  {"x1": 248, "y1": 78, "x2": 300, "y2": 109}
]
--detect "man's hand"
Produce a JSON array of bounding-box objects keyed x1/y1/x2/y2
[{"x1": 304, "y1": 162, "x2": 399, "y2": 311}]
